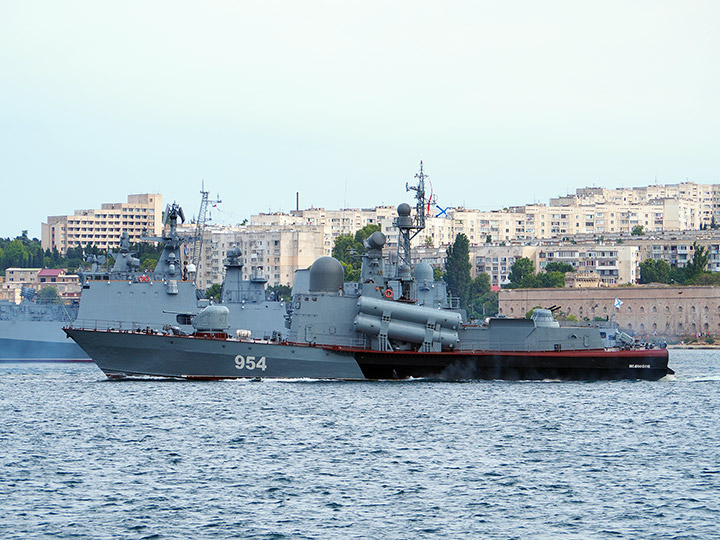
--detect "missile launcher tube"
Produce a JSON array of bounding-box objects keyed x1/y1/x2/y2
[
  {"x1": 357, "y1": 296, "x2": 461, "y2": 329},
  {"x1": 354, "y1": 313, "x2": 459, "y2": 348}
]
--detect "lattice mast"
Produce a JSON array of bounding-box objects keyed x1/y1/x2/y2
[
  {"x1": 191, "y1": 181, "x2": 221, "y2": 282},
  {"x1": 395, "y1": 161, "x2": 429, "y2": 276}
]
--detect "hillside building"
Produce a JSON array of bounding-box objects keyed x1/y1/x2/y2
[{"x1": 41, "y1": 194, "x2": 163, "y2": 255}]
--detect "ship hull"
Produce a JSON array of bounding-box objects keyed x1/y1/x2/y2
[
  {"x1": 353, "y1": 349, "x2": 672, "y2": 381},
  {"x1": 0, "y1": 321, "x2": 90, "y2": 362},
  {"x1": 64, "y1": 328, "x2": 672, "y2": 381}
]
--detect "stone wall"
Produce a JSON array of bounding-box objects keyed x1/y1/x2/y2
[{"x1": 499, "y1": 286, "x2": 720, "y2": 337}]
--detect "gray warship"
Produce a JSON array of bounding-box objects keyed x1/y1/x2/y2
[
  {"x1": 1, "y1": 201, "x2": 286, "y2": 361},
  {"x1": 65, "y1": 166, "x2": 672, "y2": 381}
]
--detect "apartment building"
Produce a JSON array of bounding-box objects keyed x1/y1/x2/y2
[
  {"x1": 41, "y1": 194, "x2": 163, "y2": 254},
  {"x1": 189, "y1": 224, "x2": 326, "y2": 290},
  {"x1": 254, "y1": 207, "x2": 397, "y2": 256}
]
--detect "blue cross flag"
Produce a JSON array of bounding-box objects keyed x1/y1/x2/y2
[{"x1": 614, "y1": 298, "x2": 623, "y2": 309}]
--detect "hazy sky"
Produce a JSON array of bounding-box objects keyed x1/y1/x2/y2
[{"x1": 1, "y1": 1, "x2": 719, "y2": 239}]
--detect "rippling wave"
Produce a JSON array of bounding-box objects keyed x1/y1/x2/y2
[{"x1": 1, "y1": 350, "x2": 718, "y2": 539}]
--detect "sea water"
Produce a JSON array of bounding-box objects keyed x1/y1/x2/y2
[{"x1": 1, "y1": 351, "x2": 718, "y2": 539}]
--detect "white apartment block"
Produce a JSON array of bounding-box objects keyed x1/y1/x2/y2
[
  {"x1": 42, "y1": 194, "x2": 163, "y2": 255},
  {"x1": 472, "y1": 246, "x2": 541, "y2": 287},
  {"x1": 190, "y1": 224, "x2": 326, "y2": 290},
  {"x1": 537, "y1": 244, "x2": 640, "y2": 286}
]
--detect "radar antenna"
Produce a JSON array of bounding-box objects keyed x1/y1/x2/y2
[
  {"x1": 407, "y1": 161, "x2": 428, "y2": 231},
  {"x1": 190, "y1": 181, "x2": 222, "y2": 282},
  {"x1": 395, "y1": 161, "x2": 430, "y2": 275}
]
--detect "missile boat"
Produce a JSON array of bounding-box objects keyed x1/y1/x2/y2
[{"x1": 65, "y1": 189, "x2": 672, "y2": 381}]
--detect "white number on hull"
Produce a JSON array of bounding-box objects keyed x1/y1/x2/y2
[{"x1": 234, "y1": 355, "x2": 267, "y2": 371}]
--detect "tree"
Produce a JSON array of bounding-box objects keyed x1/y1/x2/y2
[
  {"x1": 332, "y1": 234, "x2": 356, "y2": 265},
  {"x1": 537, "y1": 271, "x2": 565, "y2": 288},
  {"x1": 140, "y1": 257, "x2": 158, "y2": 271},
  {"x1": 331, "y1": 224, "x2": 381, "y2": 281},
  {"x1": 639, "y1": 259, "x2": 671, "y2": 284},
  {"x1": 444, "y1": 233, "x2": 472, "y2": 308},
  {"x1": 468, "y1": 273, "x2": 495, "y2": 319},
  {"x1": 690, "y1": 273, "x2": 720, "y2": 286},
  {"x1": 205, "y1": 283, "x2": 222, "y2": 301},
  {"x1": 685, "y1": 242, "x2": 708, "y2": 280},
  {"x1": 508, "y1": 257, "x2": 535, "y2": 288},
  {"x1": 37, "y1": 286, "x2": 61, "y2": 304},
  {"x1": 433, "y1": 267, "x2": 444, "y2": 282},
  {"x1": 470, "y1": 272, "x2": 491, "y2": 298},
  {"x1": 544, "y1": 261, "x2": 575, "y2": 274},
  {"x1": 631, "y1": 225, "x2": 644, "y2": 236},
  {"x1": 267, "y1": 284, "x2": 292, "y2": 302}
]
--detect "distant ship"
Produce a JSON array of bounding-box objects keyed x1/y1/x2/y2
[{"x1": 1, "y1": 202, "x2": 286, "y2": 361}]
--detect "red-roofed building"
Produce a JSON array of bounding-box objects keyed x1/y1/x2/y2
[{"x1": 1, "y1": 268, "x2": 81, "y2": 303}]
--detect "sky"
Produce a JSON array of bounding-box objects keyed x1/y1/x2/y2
[{"x1": 1, "y1": 1, "x2": 719, "y2": 239}]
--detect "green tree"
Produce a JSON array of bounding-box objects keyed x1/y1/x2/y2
[
  {"x1": 468, "y1": 272, "x2": 492, "y2": 319},
  {"x1": 331, "y1": 224, "x2": 381, "y2": 280},
  {"x1": 544, "y1": 261, "x2": 575, "y2": 273},
  {"x1": 685, "y1": 242, "x2": 709, "y2": 280},
  {"x1": 205, "y1": 283, "x2": 222, "y2": 301},
  {"x1": 508, "y1": 257, "x2": 535, "y2": 288},
  {"x1": 433, "y1": 267, "x2": 444, "y2": 281},
  {"x1": 470, "y1": 272, "x2": 491, "y2": 298},
  {"x1": 37, "y1": 286, "x2": 61, "y2": 304},
  {"x1": 631, "y1": 225, "x2": 644, "y2": 236},
  {"x1": 639, "y1": 259, "x2": 671, "y2": 284},
  {"x1": 537, "y1": 271, "x2": 565, "y2": 288},
  {"x1": 478, "y1": 291, "x2": 499, "y2": 317},
  {"x1": 267, "y1": 284, "x2": 292, "y2": 302},
  {"x1": 444, "y1": 233, "x2": 472, "y2": 308},
  {"x1": 690, "y1": 273, "x2": 720, "y2": 286},
  {"x1": 140, "y1": 257, "x2": 158, "y2": 271},
  {"x1": 332, "y1": 233, "x2": 357, "y2": 264}
]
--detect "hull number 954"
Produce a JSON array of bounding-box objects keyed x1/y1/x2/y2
[{"x1": 234, "y1": 355, "x2": 267, "y2": 371}]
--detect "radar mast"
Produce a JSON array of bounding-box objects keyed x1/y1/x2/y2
[
  {"x1": 395, "y1": 161, "x2": 429, "y2": 276},
  {"x1": 190, "y1": 181, "x2": 222, "y2": 284}
]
